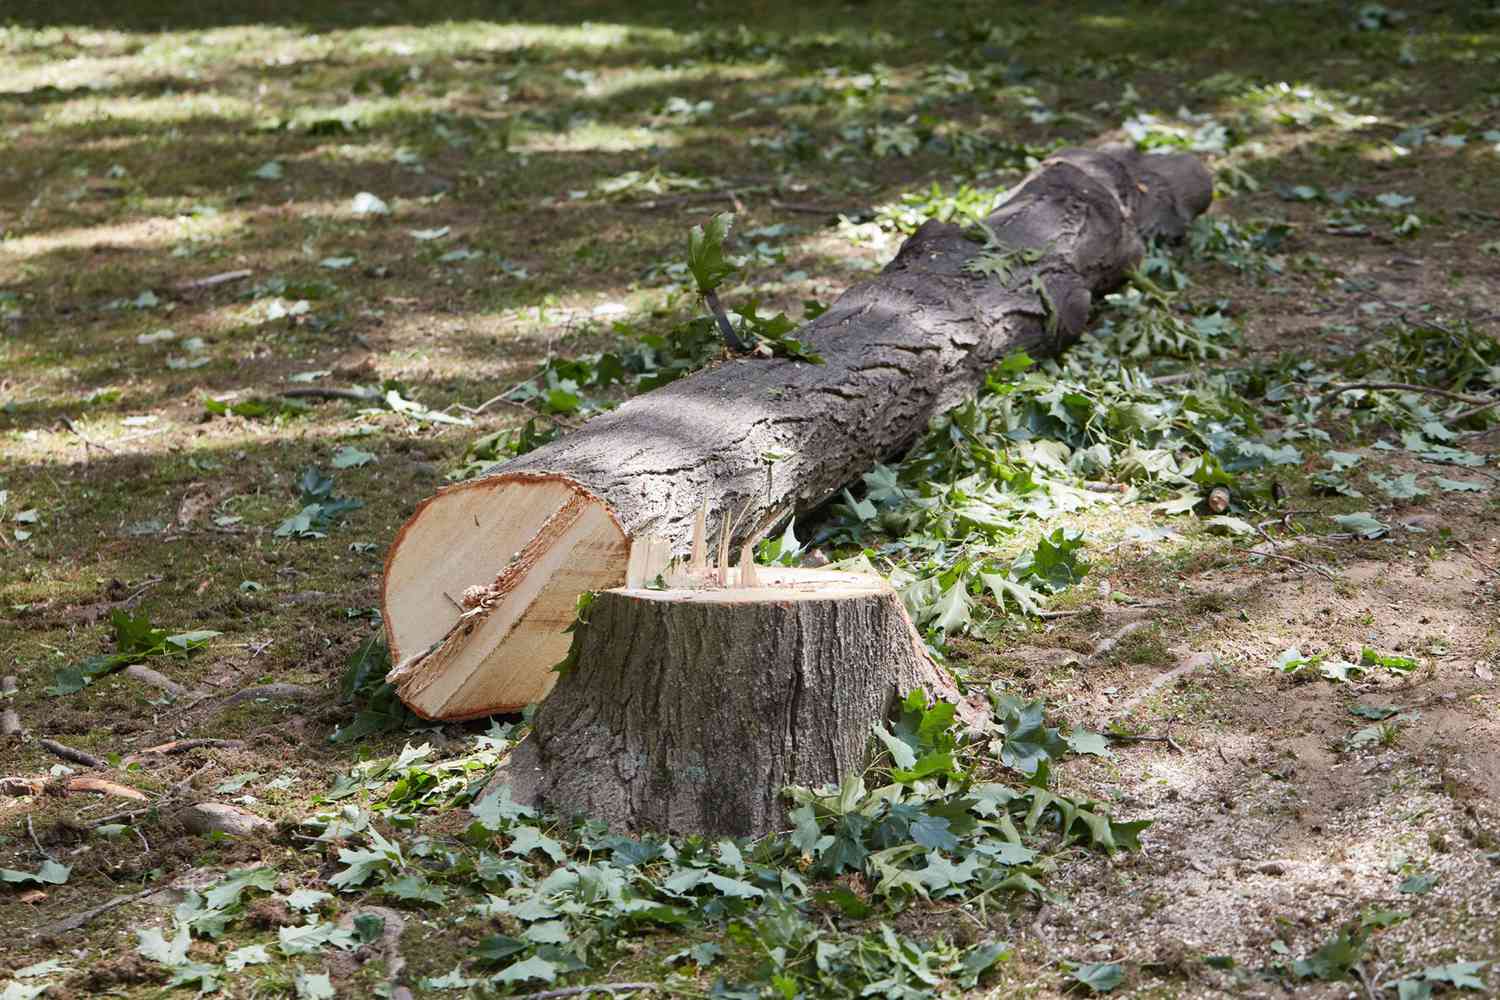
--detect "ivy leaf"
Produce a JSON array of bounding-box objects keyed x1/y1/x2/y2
[
  {"x1": 203, "y1": 867, "x2": 276, "y2": 910},
  {"x1": 981, "y1": 572, "x2": 1045, "y2": 616},
  {"x1": 1435, "y1": 477, "x2": 1485, "y2": 492},
  {"x1": 1065, "y1": 730, "x2": 1112, "y2": 757},
  {"x1": 687, "y1": 212, "x2": 736, "y2": 294},
  {"x1": 469, "y1": 785, "x2": 537, "y2": 830},
  {"x1": 993, "y1": 696, "x2": 1067, "y2": 776},
  {"x1": 136, "y1": 922, "x2": 191, "y2": 966},
  {"x1": 1399, "y1": 873, "x2": 1438, "y2": 894},
  {"x1": 507, "y1": 825, "x2": 566, "y2": 863},
  {"x1": 1012, "y1": 528, "x2": 1090, "y2": 592},
  {"x1": 474, "y1": 934, "x2": 527, "y2": 965},
  {"x1": 382, "y1": 873, "x2": 448, "y2": 905},
  {"x1": 495, "y1": 955, "x2": 560, "y2": 986},
  {"x1": 224, "y1": 944, "x2": 271, "y2": 972},
  {"x1": 928, "y1": 581, "x2": 973, "y2": 634},
  {"x1": 1361, "y1": 648, "x2": 1418, "y2": 673},
  {"x1": 1369, "y1": 473, "x2": 1426, "y2": 500},
  {"x1": 958, "y1": 941, "x2": 1012, "y2": 987},
  {"x1": 1334, "y1": 512, "x2": 1389, "y2": 539},
  {"x1": 1419, "y1": 961, "x2": 1487, "y2": 990},
  {"x1": 908, "y1": 813, "x2": 961, "y2": 852},
  {"x1": 1072, "y1": 961, "x2": 1125, "y2": 992},
  {"x1": 819, "y1": 814, "x2": 871, "y2": 875},
  {"x1": 1, "y1": 859, "x2": 71, "y2": 886},
  {"x1": 332, "y1": 445, "x2": 376, "y2": 469},
  {"x1": 294, "y1": 971, "x2": 336, "y2": 1000},
  {"x1": 872, "y1": 722, "x2": 917, "y2": 770}
]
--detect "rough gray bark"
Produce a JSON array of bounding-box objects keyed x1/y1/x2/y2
[
  {"x1": 382, "y1": 147, "x2": 1212, "y2": 718},
  {"x1": 495, "y1": 147, "x2": 1209, "y2": 548},
  {"x1": 498, "y1": 574, "x2": 947, "y2": 837}
]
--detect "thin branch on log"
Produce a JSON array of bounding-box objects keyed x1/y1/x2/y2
[{"x1": 38, "y1": 739, "x2": 106, "y2": 769}]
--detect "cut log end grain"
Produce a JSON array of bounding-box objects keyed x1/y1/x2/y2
[
  {"x1": 492, "y1": 567, "x2": 956, "y2": 838},
  {"x1": 384, "y1": 147, "x2": 1213, "y2": 721}
]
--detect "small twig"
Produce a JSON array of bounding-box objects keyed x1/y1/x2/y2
[
  {"x1": 37, "y1": 885, "x2": 156, "y2": 936},
  {"x1": 1326, "y1": 381, "x2": 1493, "y2": 406},
  {"x1": 175, "y1": 269, "x2": 252, "y2": 291},
  {"x1": 1108, "y1": 733, "x2": 1184, "y2": 753},
  {"x1": 1081, "y1": 480, "x2": 1127, "y2": 493},
  {"x1": 38, "y1": 738, "x2": 106, "y2": 769},
  {"x1": 1451, "y1": 397, "x2": 1500, "y2": 424},
  {"x1": 771, "y1": 198, "x2": 859, "y2": 216},
  {"x1": 703, "y1": 289, "x2": 752, "y2": 352},
  {"x1": 1254, "y1": 549, "x2": 1337, "y2": 581},
  {"x1": 60, "y1": 416, "x2": 115, "y2": 456},
  {"x1": 506, "y1": 984, "x2": 656, "y2": 1000},
  {"x1": 279, "y1": 386, "x2": 383, "y2": 403},
  {"x1": 27, "y1": 813, "x2": 55, "y2": 861},
  {"x1": 89, "y1": 807, "x2": 152, "y2": 827},
  {"x1": 1453, "y1": 540, "x2": 1498, "y2": 579},
  {"x1": 1089, "y1": 620, "x2": 1149, "y2": 662},
  {"x1": 130, "y1": 738, "x2": 246, "y2": 756},
  {"x1": 221, "y1": 683, "x2": 314, "y2": 707}
]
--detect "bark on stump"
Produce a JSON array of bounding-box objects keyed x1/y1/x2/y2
[
  {"x1": 497, "y1": 567, "x2": 952, "y2": 838},
  {"x1": 383, "y1": 147, "x2": 1213, "y2": 719}
]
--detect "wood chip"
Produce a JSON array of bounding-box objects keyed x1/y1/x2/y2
[{"x1": 67, "y1": 777, "x2": 147, "y2": 800}]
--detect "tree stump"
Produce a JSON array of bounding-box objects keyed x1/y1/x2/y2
[{"x1": 499, "y1": 566, "x2": 953, "y2": 838}]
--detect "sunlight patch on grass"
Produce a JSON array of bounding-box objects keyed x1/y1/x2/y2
[
  {"x1": 38, "y1": 92, "x2": 258, "y2": 129},
  {"x1": 514, "y1": 121, "x2": 683, "y2": 154},
  {"x1": 0, "y1": 210, "x2": 247, "y2": 261}
]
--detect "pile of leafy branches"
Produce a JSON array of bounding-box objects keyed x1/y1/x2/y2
[{"x1": 123, "y1": 680, "x2": 1142, "y2": 998}]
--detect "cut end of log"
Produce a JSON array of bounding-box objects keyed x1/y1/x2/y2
[{"x1": 382, "y1": 472, "x2": 629, "y2": 719}]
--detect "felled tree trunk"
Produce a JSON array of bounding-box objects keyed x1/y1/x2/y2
[
  {"x1": 497, "y1": 567, "x2": 951, "y2": 838},
  {"x1": 383, "y1": 147, "x2": 1212, "y2": 719}
]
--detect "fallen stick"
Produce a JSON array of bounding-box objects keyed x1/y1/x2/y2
[
  {"x1": 383, "y1": 147, "x2": 1213, "y2": 719},
  {"x1": 38, "y1": 738, "x2": 105, "y2": 769},
  {"x1": 222, "y1": 683, "x2": 315, "y2": 707},
  {"x1": 67, "y1": 777, "x2": 147, "y2": 801},
  {"x1": 130, "y1": 738, "x2": 246, "y2": 756},
  {"x1": 2, "y1": 777, "x2": 43, "y2": 796},
  {"x1": 1088, "y1": 620, "x2": 1150, "y2": 663},
  {"x1": 1111, "y1": 651, "x2": 1214, "y2": 718},
  {"x1": 175, "y1": 269, "x2": 252, "y2": 291},
  {"x1": 36, "y1": 886, "x2": 156, "y2": 937},
  {"x1": 279, "y1": 386, "x2": 383, "y2": 403},
  {"x1": 509, "y1": 984, "x2": 656, "y2": 1000},
  {"x1": 124, "y1": 664, "x2": 186, "y2": 698}
]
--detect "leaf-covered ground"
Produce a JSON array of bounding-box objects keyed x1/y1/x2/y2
[{"x1": 2, "y1": 2, "x2": 1499, "y2": 997}]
